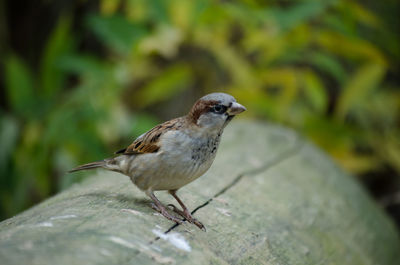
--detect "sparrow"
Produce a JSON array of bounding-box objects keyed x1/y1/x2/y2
[{"x1": 69, "y1": 93, "x2": 246, "y2": 229}]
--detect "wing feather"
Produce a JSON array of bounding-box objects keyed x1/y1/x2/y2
[{"x1": 116, "y1": 118, "x2": 184, "y2": 155}]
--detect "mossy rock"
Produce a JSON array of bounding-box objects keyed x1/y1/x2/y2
[{"x1": 0, "y1": 121, "x2": 398, "y2": 265}]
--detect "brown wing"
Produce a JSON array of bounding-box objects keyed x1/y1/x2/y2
[{"x1": 115, "y1": 118, "x2": 184, "y2": 155}]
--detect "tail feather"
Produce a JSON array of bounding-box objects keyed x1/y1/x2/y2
[{"x1": 68, "y1": 160, "x2": 106, "y2": 173}]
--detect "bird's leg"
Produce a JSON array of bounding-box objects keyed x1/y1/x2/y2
[
  {"x1": 145, "y1": 190, "x2": 183, "y2": 224},
  {"x1": 168, "y1": 190, "x2": 205, "y2": 230}
]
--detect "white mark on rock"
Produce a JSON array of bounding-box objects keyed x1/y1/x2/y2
[
  {"x1": 36, "y1": 222, "x2": 53, "y2": 227},
  {"x1": 50, "y1": 214, "x2": 77, "y2": 220},
  {"x1": 301, "y1": 245, "x2": 310, "y2": 255},
  {"x1": 99, "y1": 248, "x2": 112, "y2": 257},
  {"x1": 250, "y1": 157, "x2": 263, "y2": 167},
  {"x1": 152, "y1": 229, "x2": 191, "y2": 252},
  {"x1": 108, "y1": 236, "x2": 135, "y2": 249},
  {"x1": 108, "y1": 236, "x2": 174, "y2": 263},
  {"x1": 19, "y1": 241, "x2": 33, "y2": 250},
  {"x1": 149, "y1": 253, "x2": 175, "y2": 264},
  {"x1": 121, "y1": 209, "x2": 143, "y2": 216},
  {"x1": 151, "y1": 244, "x2": 162, "y2": 252},
  {"x1": 216, "y1": 208, "x2": 231, "y2": 216},
  {"x1": 138, "y1": 242, "x2": 150, "y2": 251},
  {"x1": 214, "y1": 197, "x2": 229, "y2": 205}
]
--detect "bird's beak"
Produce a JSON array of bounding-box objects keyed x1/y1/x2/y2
[{"x1": 227, "y1": 102, "x2": 246, "y2": 115}]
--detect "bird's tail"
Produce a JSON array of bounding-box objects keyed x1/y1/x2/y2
[
  {"x1": 68, "y1": 161, "x2": 105, "y2": 173},
  {"x1": 68, "y1": 158, "x2": 117, "y2": 173}
]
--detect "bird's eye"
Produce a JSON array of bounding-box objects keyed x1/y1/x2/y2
[{"x1": 211, "y1": 104, "x2": 227, "y2": 114}]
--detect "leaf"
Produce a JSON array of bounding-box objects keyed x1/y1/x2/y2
[
  {"x1": 0, "y1": 115, "x2": 19, "y2": 177},
  {"x1": 58, "y1": 54, "x2": 106, "y2": 77},
  {"x1": 260, "y1": 68, "x2": 299, "y2": 120},
  {"x1": 100, "y1": 0, "x2": 121, "y2": 15},
  {"x1": 40, "y1": 16, "x2": 73, "y2": 98},
  {"x1": 267, "y1": 1, "x2": 332, "y2": 31},
  {"x1": 340, "y1": 0, "x2": 381, "y2": 28},
  {"x1": 125, "y1": 0, "x2": 148, "y2": 21},
  {"x1": 335, "y1": 152, "x2": 380, "y2": 174},
  {"x1": 210, "y1": 42, "x2": 257, "y2": 87},
  {"x1": 335, "y1": 63, "x2": 386, "y2": 119},
  {"x1": 316, "y1": 31, "x2": 387, "y2": 65},
  {"x1": 168, "y1": 0, "x2": 193, "y2": 30},
  {"x1": 308, "y1": 52, "x2": 347, "y2": 83},
  {"x1": 134, "y1": 64, "x2": 192, "y2": 107},
  {"x1": 302, "y1": 70, "x2": 328, "y2": 113},
  {"x1": 4, "y1": 55, "x2": 36, "y2": 118},
  {"x1": 139, "y1": 24, "x2": 182, "y2": 58},
  {"x1": 303, "y1": 115, "x2": 357, "y2": 156},
  {"x1": 86, "y1": 14, "x2": 147, "y2": 54},
  {"x1": 380, "y1": 133, "x2": 400, "y2": 173}
]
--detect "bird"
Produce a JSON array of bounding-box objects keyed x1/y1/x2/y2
[{"x1": 69, "y1": 92, "x2": 246, "y2": 229}]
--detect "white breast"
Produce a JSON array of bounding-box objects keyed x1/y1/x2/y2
[{"x1": 125, "y1": 129, "x2": 220, "y2": 191}]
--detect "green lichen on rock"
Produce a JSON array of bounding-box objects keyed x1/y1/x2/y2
[{"x1": 0, "y1": 121, "x2": 398, "y2": 265}]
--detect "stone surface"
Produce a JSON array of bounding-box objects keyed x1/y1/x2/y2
[{"x1": 0, "y1": 121, "x2": 399, "y2": 265}]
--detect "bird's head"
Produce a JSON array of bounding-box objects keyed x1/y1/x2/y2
[{"x1": 188, "y1": 92, "x2": 246, "y2": 132}]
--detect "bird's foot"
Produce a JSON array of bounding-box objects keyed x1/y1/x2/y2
[
  {"x1": 151, "y1": 203, "x2": 183, "y2": 224},
  {"x1": 168, "y1": 204, "x2": 205, "y2": 231}
]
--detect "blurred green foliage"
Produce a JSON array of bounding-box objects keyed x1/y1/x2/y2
[{"x1": 0, "y1": 0, "x2": 399, "y2": 220}]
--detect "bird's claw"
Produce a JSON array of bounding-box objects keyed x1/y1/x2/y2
[
  {"x1": 167, "y1": 204, "x2": 205, "y2": 231},
  {"x1": 150, "y1": 203, "x2": 183, "y2": 224}
]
